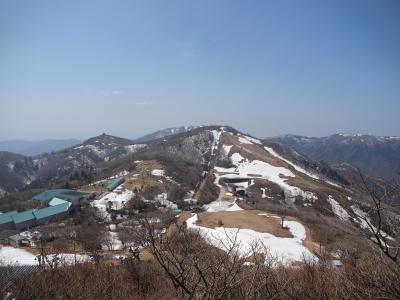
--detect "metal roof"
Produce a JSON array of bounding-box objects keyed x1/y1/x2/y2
[
  {"x1": 0, "y1": 211, "x2": 18, "y2": 225},
  {"x1": 33, "y1": 203, "x2": 69, "y2": 220},
  {"x1": 11, "y1": 209, "x2": 36, "y2": 224},
  {"x1": 57, "y1": 191, "x2": 91, "y2": 198},
  {"x1": 32, "y1": 189, "x2": 74, "y2": 202},
  {"x1": 103, "y1": 177, "x2": 124, "y2": 191},
  {"x1": 48, "y1": 197, "x2": 71, "y2": 207}
]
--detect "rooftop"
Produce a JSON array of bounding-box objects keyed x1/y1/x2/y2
[
  {"x1": 33, "y1": 203, "x2": 69, "y2": 220},
  {"x1": 57, "y1": 190, "x2": 91, "y2": 197},
  {"x1": 48, "y1": 197, "x2": 71, "y2": 207},
  {"x1": 11, "y1": 209, "x2": 36, "y2": 224},
  {"x1": 33, "y1": 189, "x2": 74, "y2": 202},
  {"x1": 0, "y1": 211, "x2": 18, "y2": 225},
  {"x1": 102, "y1": 177, "x2": 124, "y2": 191}
]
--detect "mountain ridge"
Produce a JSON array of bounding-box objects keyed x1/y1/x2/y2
[
  {"x1": 266, "y1": 133, "x2": 400, "y2": 180},
  {"x1": 0, "y1": 139, "x2": 81, "y2": 156}
]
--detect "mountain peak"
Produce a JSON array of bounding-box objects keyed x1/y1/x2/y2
[{"x1": 83, "y1": 134, "x2": 132, "y2": 146}]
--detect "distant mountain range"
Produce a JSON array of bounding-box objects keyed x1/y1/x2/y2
[
  {"x1": 1, "y1": 127, "x2": 399, "y2": 196},
  {"x1": 133, "y1": 126, "x2": 201, "y2": 143},
  {"x1": 266, "y1": 134, "x2": 400, "y2": 180},
  {"x1": 0, "y1": 139, "x2": 81, "y2": 156}
]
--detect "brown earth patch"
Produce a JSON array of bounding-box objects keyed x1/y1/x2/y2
[
  {"x1": 78, "y1": 184, "x2": 107, "y2": 194},
  {"x1": 196, "y1": 210, "x2": 293, "y2": 238}
]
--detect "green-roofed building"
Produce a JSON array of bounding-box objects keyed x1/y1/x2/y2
[
  {"x1": 33, "y1": 189, "x2": 92, "y2": 206},
  {"x1": 33, "y1": 189, "x2": 74, "y2": 203},
  {"x1": 33, "y1": 203, "x2": 70, "y2": 225},
  {"x1": 102, "y1": 177, "x2": 125, "y2": 191},
  {"x1": 0, "y1": 211, "x2": 18, "y2": 230},
  {"x1": 56, "y1": 190, "x2": 92, "y2": 206},
  {"x1": 48, "y1": 197, "x2": 71, "y2": 207},
  {"x1": 11, "y1": 209, "x2": 37, "y2": 230}
]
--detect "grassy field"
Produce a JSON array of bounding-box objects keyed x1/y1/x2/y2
[{"x1": 197, "y1": 210, "x2": 293, "y2": 238}]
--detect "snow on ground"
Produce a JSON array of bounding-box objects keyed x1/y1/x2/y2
[
  {"x1": 211, "y1": 129, "x2": 223, "y2": 156},
  {"x1": 108, "y1": 170, "x2": 129, "y2": 179},
  {"x1": 151, "y1": 169, "x2": 165, "y2": 176},
  {"x1": 214, "y1": 166, "x2": 237, "y2": 173},
  {"x1": 91, "y1": 187, "x2": 133, "y2": 219},
  {"x1": 204, "y1": 201, "x2": 238, "y2": 212},
  {"x1": 103, "y1": 231, "x2": 123, "y2": 251},
  {"x1": 222, "y1": 144, "x2": 233, "y2": 156},
  {"x1": 264, "y1": 146, "x2": 341, "y2": 188},
  {"x1": 238, "y1": 136, "x2": 252, "y2": 144},
  {"x1": 242, "y1": 135, "x2": 262, "y2": 144},
  {"x1": 264, "y1": 146, "x2": 319, "y2": 180},
  {"x1": 350, "y1": 205, "x2": 393, "y2": 240},
  {"x1": 237, "y1": 134, "x2": 262, "y2": 145},
  {"x1": 217, "y1": 153, "x2": 317, "y2": 203},
  {"x1": 0, "y1": 187, "x2": 6, "y2": 197},
  {"x1": 74, "y1": 145, "x2": 107, "y2": 159},
  {"x1": 154, "y1": 193, "x2": 178, "y2": 209},
  {"x1": 230, "y1": 152, "x2": 246, "y2": 165},
  {"x1": 260, "y1": 188, "x2": 273, "y2": 199},
  {"x1": 327, "y1": 195, "x2": 350, "y2": 221},
  {"x1": 0, "y1": 247, "x2": 90, "y2": 266},
  {"x1": 350, "y1": 205, "x2": 372, "y2": 230},
  {"x1": 125, "y1": 144, "x2": 146, "y2": 153},
  {"x1": 186, "y1": 214, "x2": 316, "y2": 265},
  {"x1": 226, "y1": 203, "x2": 243, "y2": 211}
]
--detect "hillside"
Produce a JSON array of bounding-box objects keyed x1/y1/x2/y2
[
  {"x1": 267, "y1": 134, "x2": 400, "y2": 180},
  {"x1": 1, "y1": 126, "x2": 398, "y2": 247},
  {"x1": 0, "y1": 139, "x2": 81, "y2": 156},
  {"x1": 0, "y1": 133, "x2": 147, "y2": 194},
  {"x1": 133, "y1": 126, "x2": 201, "y2": 143},
  {"x1": 1, "y1": 126, "x2": 399, "y2": 299}
]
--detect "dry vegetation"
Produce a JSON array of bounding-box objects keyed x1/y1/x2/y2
[
  {"x1": 197, "y1": 210, "x2": 293, "y2": 238},
  {"x1": 7, "y1": 218, "x2": 399, "y2": 300}
]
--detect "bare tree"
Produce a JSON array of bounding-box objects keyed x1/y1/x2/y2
[
  {"x1": 357, "y1": 170, "x2": 400, "y2": 263},
  {"x1": 134, "y1": 217, "x2": 255, "y2": 299}
]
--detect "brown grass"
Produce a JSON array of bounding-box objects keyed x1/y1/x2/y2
[
  {"x1": 78, "y1": 184, "x2": 107, "y2": 194},
  {"x1": 219, "y1": 131, "x2": 343, "y2": 200},
  {"x1": 218, "y1": 186, "x2": 235, "y2": 201},
  {"x1": 197, "y1": 210, "x2": 293, "y2": 238},
  {"x1": 139, "y1": 249, "x2": 154, "y2": 261}
]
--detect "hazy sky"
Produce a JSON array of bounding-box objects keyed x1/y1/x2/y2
[{"x1": 1, "y1": 0, "x2": 399, "y2": 140}]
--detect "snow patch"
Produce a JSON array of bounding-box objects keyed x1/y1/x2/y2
[
  {"x1": 125, "y1": 144, "x2": 146, "y2": 153},
  {"x1": 230, "y1": 153, "x2": 246, "y2": 165},
  {"x1": 350, "y1": 205, "x2": 393, "y2": 240},
  {"x1": 237, "y1": 134, "x2": 262, "y2": 145},
  {"x1": 204, "y1": 201, "x2": 236, "y2": 212},
  {"x1": 186, "y1": 214, "x2": 316, "y2": 265},
  {"x1": 238, "y1": 136, "x2": 252, "y2": 144},
  {"x1": 327, "y1": 195, "x2": 350, "y2": 221},
  {"x1": 218, "y1": 154, "x2": 318, "y2": 203},
  {"x1": 151, "y1": 169, "x2": 165, "y2": 176},
  {"x1": 226, "y1": 203, "x2": 243, "y2": 211},
  {"x1": 222, "y1": 144, "x2": 233, "y2": 156},
  {"x1": 264, "y1": 146, "x2": 319, "y2": 180},
  {"x1": 211, "y1": 129, "x2": 223, "y2": 156},
  {"x1": 0, "y1": 247, "x2": 90, "y2": 266},
  {"x1": 91, "y1": 187, "x2": 133, "y2": 220},
  {"x1": 154, "y1": 193, "x2": 178, "y2": 209}
]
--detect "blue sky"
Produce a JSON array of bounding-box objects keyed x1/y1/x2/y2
[{"x1": 0, "y1": 0, "x2": 399, "y2": 140}]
